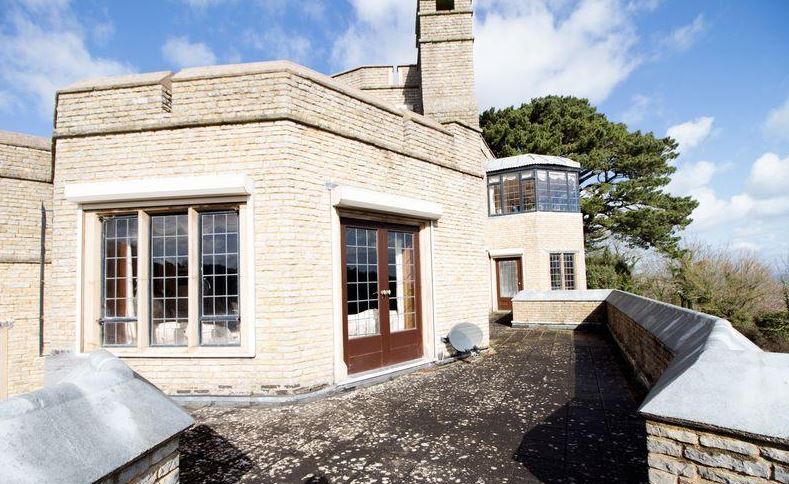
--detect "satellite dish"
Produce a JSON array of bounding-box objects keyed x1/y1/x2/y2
[{"x1": 446, "y1": 322, "x2": 484, "y2": 354}]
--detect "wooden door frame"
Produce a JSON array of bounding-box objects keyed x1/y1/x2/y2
[
  {"x1": 340, "y1": 218, "x2": 423, "y2": 373},
  {"x1": 495, "y1": 257, "x2": 523, "y2": 311}
]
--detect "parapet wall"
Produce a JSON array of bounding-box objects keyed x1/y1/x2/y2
[
  {"x1": 0, "y1": 131, "x2": 52, "y2": 398},
  {"x1": 54, "y1": 61, "x2": 475, "y2": 176},
  {"x1": 513, "y1": 289, "x2": 789, "y2": 483},
  {"x1": 332, "y1": 64, "x2": 423, "y2": 114}
]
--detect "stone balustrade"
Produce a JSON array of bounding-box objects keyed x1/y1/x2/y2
[{"x1": 513, "y1": 289, "x2": 789, "y2": 484}]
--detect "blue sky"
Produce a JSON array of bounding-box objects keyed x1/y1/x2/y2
[{"x1": 1, "y1": 0, "x2": 788, "y2": 259}]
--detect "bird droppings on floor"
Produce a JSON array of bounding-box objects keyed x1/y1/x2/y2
[{"x1": 180, "y1": 320, "x2": 648, "y2": 483}]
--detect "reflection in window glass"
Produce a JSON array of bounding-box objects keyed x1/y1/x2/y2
[
  {"x1": 502, "y1": 174, "x2": 521, "y2": 214},
  {"x1": 388, "y1": 231, "x2": 417, "y2": 332},
  {"x1": 522, "y1": 171, "x2": 536, "y2": 211},
  {"x1": 536, "y1": 171, "x2": 549, "y2": 211},
  {"x1": 102, "y1": 216, "x2": 138, "y2": 346},
  {"x1": 488, "y1": 176, "x2": 502, "y2": 216},
  {"x1": 150, "y1": 214, "x2": 189, "y2": 346},
  {"x1": 549, "y1": 171, "x2": 569, "y2": 211},
  {"x1": 346, "y1": 227, "x2": 379, "y2": 338},
  {"x1": 200, "y1": 212, "x2": 241, "y2": 346}
]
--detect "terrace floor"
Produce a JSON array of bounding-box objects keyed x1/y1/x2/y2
[{"x1": 180, "y1": 317, "x2": 648, "y2": 483}]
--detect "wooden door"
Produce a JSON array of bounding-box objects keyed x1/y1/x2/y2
[
  {"x1": 496, "y1": 257, "x2": 523, "y2": 311},
  {"x1": 342, "y1": 220, "x2": 422, "y2": 374}
]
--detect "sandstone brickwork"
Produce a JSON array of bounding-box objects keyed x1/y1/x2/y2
[
  {"x1": 417, "y1": 0, "x2": 479, "y2": 128},
  {"x1": 646, "y1": 420, "x2": 789, "y2": 484},
  {"x1": 485, "y1": 211, "x2": 588, "y2": 292},
  {"x1": 49, "y1": 60, "x2": 491, "y2": 396},
  {"x1": 99, "y1": 438, "x2": 181, "y2": 484},
  {"x1": 0, "y1": 130, "x2": 51, "y2": 398},
  {"x1": 607, "y1": 304, "x2": 674, "y2": 388},
  {"x1": 511, "y1": 300, "x2": 605, "y2": 327}
]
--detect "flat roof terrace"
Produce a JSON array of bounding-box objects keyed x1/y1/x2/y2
[{"x1": 180, "y1": 318, "x2": 648, "y2": 483}]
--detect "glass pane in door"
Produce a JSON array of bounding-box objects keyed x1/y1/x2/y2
[
  {"x1": 388, "y1": 231, "x2": 417, "y2": 332},
  {"x1": 498, "y1": 260, "x2": 519, "y2": 298},
  {"x1": 346, "y1": 227, "x2": 379, "y2": 338}
]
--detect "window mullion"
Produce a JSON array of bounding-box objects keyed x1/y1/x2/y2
[
  {"x1": 138, "y1": 211, "x2": 150, "y2": 351},
  {"x1": 188, "y1": 207, "x2": 200, "y2": 348}
]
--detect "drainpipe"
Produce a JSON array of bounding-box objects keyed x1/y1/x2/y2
[{"x1": 39, "y1": 203, "x2": 46, "y2": 357}]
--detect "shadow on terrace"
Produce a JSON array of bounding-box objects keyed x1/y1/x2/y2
[{"x1": 179, "y1": 314, "x2": 648, "y2": 483}]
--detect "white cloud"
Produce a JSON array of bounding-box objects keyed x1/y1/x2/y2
[
  {"x1": 667, "y1": 160, "x2": 718, "y2": 196},
  {"x1": 671, "y1": 153, "x2": 789, "y2": 261},
  {"x1": 331, "y1": 0, "x2": 416, "y2": 70},
  {"x1": 666, "y1": 116, "x2": 714, "y2": 154},
  {"x1": 245, "y1": 28, "x2": 312, "y2": 64},
  {"x1": 474, "y1": 0, "x2": 640, "y2": 108},
  {"x1": 620, "y1": 94, "x2": 652, "y2": 125},
  {"x1": 747, "y1": 152, "x2": 789, "y2": 199},
  {"x1": 764, "y1": 96, "x2": 789, "y2": 141},
  {"x1": 162, "y1": 36, "x2": 217, "y2": 68},
  {"x1": 0, "y1": 4, "x2": 133, "y2": 118},
  {"x1": 332, "y1": 0, "x2": 641, "y2": 107},
  {"x1": 661, "y1": 14, "x2": 705, "y2": 51}
]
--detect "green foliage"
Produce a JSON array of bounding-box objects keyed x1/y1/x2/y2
[
  {"x1": 585, "y1": 249, "x2": 635, "y2": 291},
  {"x1": 755, "y1": 311, "x2": 789, "y2": 337},
  {"x1": 480, "y1": 96, "x2": 698, "y2": 256}
]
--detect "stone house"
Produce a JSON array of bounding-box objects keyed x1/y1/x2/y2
[{"x1": 0, "y1": 0, "x2": 585, "y2": 400}]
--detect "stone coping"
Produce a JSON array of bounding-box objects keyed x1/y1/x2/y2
[
  {"x1": 58, "y1": 71, "x2": 173, "y2": 94},
  {"x1": 513, "y1": 289, "x2": 613, "y2": 302},
  {"x1": 0, "y1": 350, "x2": 193, "y2": 483},
  {"x1": 515, "y1": 289, "x2": 789, "y2": 445},
  {"x1": 0, "y1": 129, "x2": 51, "y2": 151},
  {"x1": 56, "y1": 60, "x2": 451, "y2": 136}
]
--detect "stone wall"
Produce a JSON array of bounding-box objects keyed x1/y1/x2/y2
[
  {"x1": 607, "y1": 304, "x2": 673, "y2": 388},
  {"x1": 99, "y1": 437, "x2": 181, "y2": 484},
  {"x1": 485, "y1": 211, "x2": 587, "y2": 292},
  {"x1": 417, "y1": 0, "x2": 479, "y2": 128},
  {"x1": 511, "y1": 300, "x2": 606, "y2": 328},
  {"x1": 0, "y1": 130, "x2": 52, "y2": 398},
  {"x1": 48, "y1": 61, "x2": 490, "y2": 397},
  {"x1": 601, "y1": 291, "x2": 789, "y2": 484},
  {"x1": 646, "y1": 421, "x2": 789, "y2": 484}
]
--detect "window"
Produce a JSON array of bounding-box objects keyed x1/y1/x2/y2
[
  {"x1": 150, "y1": 214, "x2": 189, "y2": 347},
  {"x1": 550, "y1": 253, "x2": 576, "y2": 290},
  {"x1": 487, "y1": 168, "x2": 581, "y2": 216},
  {"x1": 436, "y1": 0, "x2": 455, "y2": 11},
  {"x1": 101, "y1": 216, "x2": 139, "y2": 346},
  {"x1": 91, "y1": 205, "x2": 246, "y2": 353},
  {"x1": 200, "y1": 211, "x2": 240, "y2": 346}
]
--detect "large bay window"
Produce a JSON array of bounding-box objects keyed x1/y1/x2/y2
[
  {"x1": 488, "y1": 168, "x2": 580, "y2": 216},
  {"x1": 87, "y1": 204, "x2": 248, "y2": 354}
]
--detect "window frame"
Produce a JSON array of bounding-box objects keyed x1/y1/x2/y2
[
  {"x1": 549, "y1": 252, "x2": 577, "y2": 290},
  {"x1": 487, "y1": 166, "x2": 581, "y2": 217},
  {"x1": 81, "y1": 200, "x2": 253, "y2": 358},
  {"x1": 100, "y1": 214, "x2": 139, "y2": 348},
  {"x1": 198, "y1": 209, "x2": 242, "y2": 347}
]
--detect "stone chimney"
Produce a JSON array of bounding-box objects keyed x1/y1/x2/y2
[{"x1": 417, "y1": 0, "x2": 479, "y2": 129}]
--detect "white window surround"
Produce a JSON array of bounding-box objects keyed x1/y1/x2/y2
[
  {"x1": 65, "y1": 175, "x2": 254, "y2": 204},
  {"x1": 331, "y1": 185, "x2": 443, "y2": 221},
  {"x1": 69, "y1": 175, "x2": 256, "y2": 358},
  {"x1": 488, "y1": 248, "x2": 524, "y2": 258}
]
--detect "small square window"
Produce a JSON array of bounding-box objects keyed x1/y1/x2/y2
[{"x1": 436, "y1": 0, "x2": 455, "y2": 11}]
